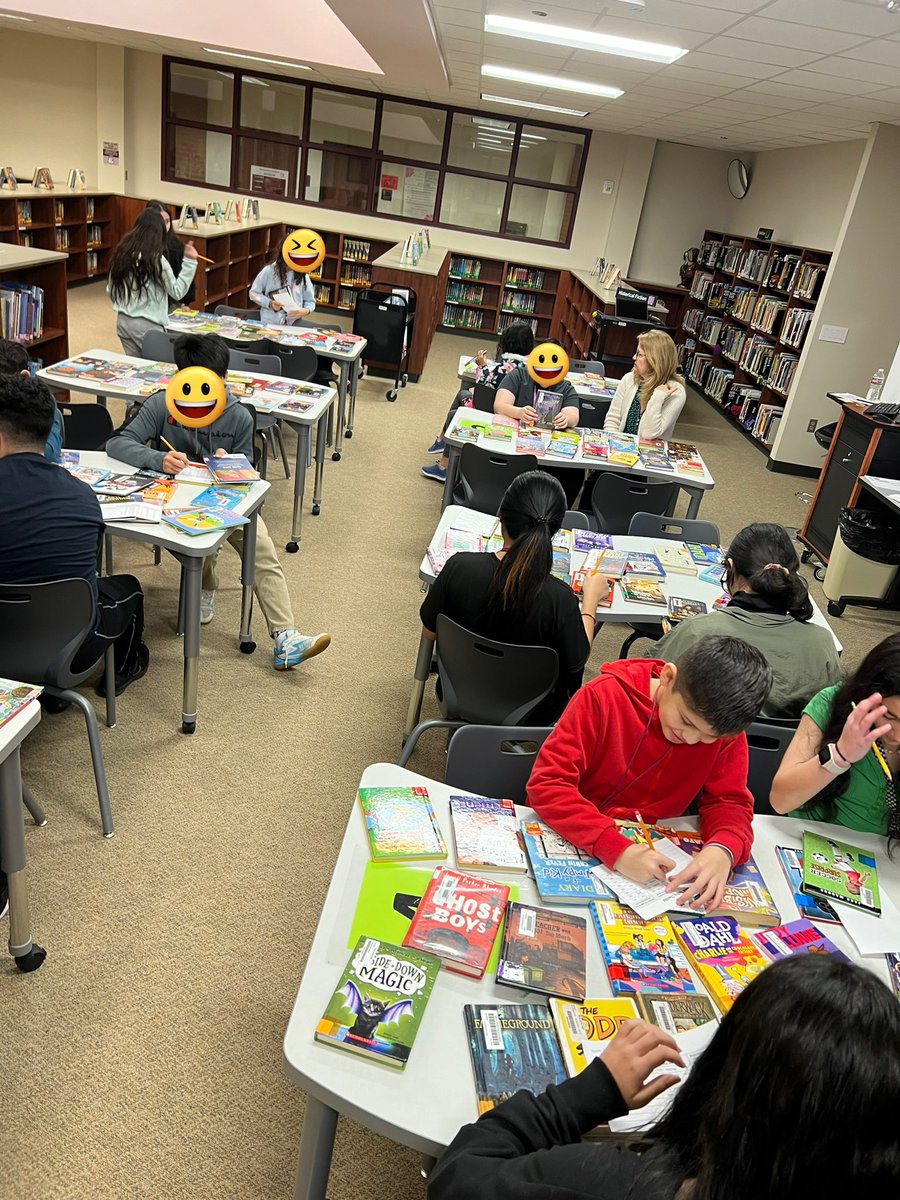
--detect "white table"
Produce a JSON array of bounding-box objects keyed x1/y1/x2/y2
[
  {"x1": 440, "y1": 409, "x2": 715, "y2": 519},
  {"x1": 78, "y1": 450, "x2": 270, "y2": 735},
  {"x1": 38, "y1": 348, "x2": 337, "y2": 554},
  {"x1": 0, "y1": 698, "x2": 44, "y2": 971},
  {"x1": 282, "y1": 762, "x2": 899, "y2": 1200},
  {"x1": 457, "y1": 353, "x2": 620, "y2": 401}
]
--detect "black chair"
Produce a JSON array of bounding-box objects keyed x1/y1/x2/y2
[
  {"x1": 570, "y1": 359, "x2": 605, "y2": 374},
  {"x1": 579, "y1": 396, "x2": 611, "y2": 430},
  {"x1": 444, "y1": 724, "x2": 554, "y2": 805},
  {"x1": 57, "y1": 403, "x2": 114, "y2": 451},
  {"x1": 619, "y1": 512, "x2": 722, "y2": 657},
  {"x1": 397, "y1": 616, "x2": 559, "y2": 768},
  {"x1": 0, "y1": 579, "x2": 116, "y2": 837},
  {"x1": 268, "y1": 343, "x2": 318, "y2": 383},
  {"x1": 215, "y1": 305, "x2": 258, "y2": 320},
  {"x1": 291, "y1": 317, "x2": 342, "y2": 333},
  {"x1": 589, "y1": 473, "x2": 678, "y2": 535},
  {"x1": 471, "y1": 382, "x2": 497, "y2": 413},
  {"x1": 454, "y1": 443, "x2": 538, "y2": 515},
  {"x1": 746, "y1": 720, "x2": 799, "y2": 814},
  {"x1": 227, "y1": 347, "x2": 290, "y2": 480},
  {"x1": 140, "y1": 329, "x2": 180, "y2": 361},
  {"x1": 815, "y1": 421, "x2": 837, "y2": 451},
  {"x1": 563, "y1": 509, "x2": 590, "y2": 530}
]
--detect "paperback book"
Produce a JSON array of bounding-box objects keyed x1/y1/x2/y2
[
  {"x1": 161, "y1": 508, "x2": 248, "y2": 536},
  {"x1": 650, "y1": 828, "x2": 780, "y2": 928},
  {"x1": 595, "y1": 550, "x2": 629, "y2": 579},
  {"x1": 533, "y1": 390, "x2": 562, "y2": 429},
  {"x1": 592, "y1": 902, "x2": 697, "y2": 997},
  {"x1": 624, "y1": 552, "x2": 666, "y2": 579},
  {"x1": 545, "y1": 429, "x2": 580, "y2": 458},
  {"x1": 654, "y1": 544, "x2": 696, "y2": 576},
  {"x1": 666, "y1": 596, "x2": 707, "y2": 623},
  {"x1": 190, "y1": 485, "x2": 251, "y2": 511},
  {"x1": 486, "y1": 422, "x2": 515, "y2": 443},
  {"x1": 888, "y1": 953, "x2": 900, "y2": 1000},
  {"x1": 519, "y1": 818, "x2": 614, "y2": 905},
  {"x1": 668, "y1": 443, "x2": 705, "y2": 475},
  {"x1": 698, "y1": 563, "x2": 726, "y2": 587},
  {"x1": 640, "y1": 450, "x2": 674, "y2": 472},
  {"x1": 572, "y1": 530, "x2": 613, "y2": 552},
  {"x1": 774, "y1": 846, "x2": 838, "y2": 924},
  {"x1": 497, "y1": 903, "x2": 587, "y2": 1000},
  {"x1": 673, "y1": 916, "x2": 768, "y2": 1014},
  {"x1": 637, "y1": 992, "x2": 718, "y2": 1034},
  {"x1": 203, "y1": 454, "x2": 259, "y2": 484},
  {"x1": 92, "y1": 472, "x2": 158, "y2": 497},
  {"x1": 801, "y1": 831, "x2": 881, "y2": 914},
  {"x1": 620, "y1": 577, "x2": 666, "y2": 606},
  {"x1": 70, "y1": 466, "x2": 110, "y2": 487},
  {"x1": 403, "y1": 866, "x2": 509, "y2": 979},
  {"x1": 449, "y1": 795, "x2": 527, "y2": 874},
  {"x1": 516, "y1": 429, "x2": 548, "y2": 457},
  {"x1": 550, "y1": 997, "x2": 639, "y2": 1077},
  {"x1": 685, "y1": 542, "x2": 723, "y2": 565},
  {"x1": 97, "y1": 499, "x2": 163, "y2": 524},
  {"x1": 357, "y1": 786, "x2": 447, "y2": 862},
  {"x1": 464, "y1": 1004, "x2": 567, "y2": 1114},
  {"x1": 606, "y1": 434, "x2": 640, "y2": 467},
  {"x1": 0, "y1": 678, "x2": 42, "y2": 731},
  {"x1": 580, "y1": 432, "x2": 608, "y2": 460},
  {"x1": 753, "y1": 918, "x2": 851, "y2": 965},
  {"x1": 315, "y1": 936, "x2": 440, "y2": 1070}
]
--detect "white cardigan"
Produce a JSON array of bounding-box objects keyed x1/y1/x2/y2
[{"x1": 603, "y1": 373, "x2": 686, "y2": 441}]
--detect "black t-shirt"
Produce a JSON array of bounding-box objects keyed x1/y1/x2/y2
[
  {"x1": 497, "y1": 362, "x2": 580, "y2": 419},
  {"x1": 0, "y1": 453, "x2": 103, "y2": 605},
  {"x1": 420, "y1": 551, "x2": 588, "y2": 723}
]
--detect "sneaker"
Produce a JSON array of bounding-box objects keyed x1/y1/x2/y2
[
  {"x1": 274, "y1": 629, "x2": 332, "y2": 671},
  {"x1": 96, "y1": 643, "x2": 150, "y2": 697},
  {"x1": 200, "y1": 590, "x2": 216, "y2": 625},
  {"x1": 426, "y1": 436, "x2": 445, "y2": 455},
  {"x1": 421, "y1": 462, "x2": 447, "y2": 483},
  {"x1": 39, "y1": 693, "x2": 71, "y2": 715}
]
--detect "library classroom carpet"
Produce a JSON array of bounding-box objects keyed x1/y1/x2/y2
[{"x1": 2, "y1": 282, "x2": 892, "y2": 1200}]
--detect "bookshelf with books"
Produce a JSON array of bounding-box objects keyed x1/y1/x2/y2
[
  {"x1": 676, "y1": 229, "x2": 831, "y2": 457},
  {"x1": 440, "y1": 255, "x2": 505, "y2": 335},
  {"x1": 0, "y1": 190, "x2": 121, "y2": 283},
  {"x1": 0, "y1": 245, "x2": 69, "y2": 366},
  {"x1": 554, "y1": 271, "x2": 680, "y2": 363}
]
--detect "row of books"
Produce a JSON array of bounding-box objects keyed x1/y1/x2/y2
[
  {"x1": 706, "y1": 281, "x2": 734, "y2": 312},
  {"x1": 442, "y1": 304, "x2": 484, "y2": 329},
  {"x1": 339, "y1": 263, "x2": 371, "y2": 286},
  {"x1": 723, "y1": 384, "x2": 783, "y2": 446},
  {"x1": 749, "y1": 295, "x2": 787, "y2": 335},
  {"x1": 54, "y1": 228, "x2": 71, "y2": 250},
  {"x1": 766, "y1": 251, "x2": 802, "y2": 292},
  {"x1": 505, "y1": 266, "x2": 545, "y2": 290},
  {"x1": 689, "y1": 271, "x2": 712, "y2": 302},
  {"x1": 16, "y1": 200, "x2": 34, "y2": 227},
  {"x1": 498, "y1": 313, "x2": 538, "y2": 334},
  {"x1": 446, "y1": 281, "x2": 485, "y2": 304},
  {"x1": 0, "y1": 282, "x2": 44, "y2": 343},
  {"x1": 781, "y1": 306, "x2": 814, "y2": 350},
  {"x1": 698, "y1": 315, "x2": 721, "y2": 347},
  {"x1": 338, "y1": 286, "x2": 363, "y2": 309},
  {"x1": 682, "y1": 307, "x2": 702, "y2": 335},
  {"x1": 312, "y1": 283, "x2": 331, "y2": 304},
  {"x1": 342, "y1": 239, "x2": 370, "y2": 262},
  {"x1": 501, "y1": 289, "x2": 536, "y2": 314},
  {"x1": 86, "y1": 224, "x2": 103, "y2": 247},
  {"x1": 720, "y1": 324, "x2": 746, "y2": 362},
  {"x1": 730, "y1": 286, "x2": 756, "y2": 321},
  {"x1": 450, "y1": 256, "x2": 482, "y2": 280},
  {"x1": 590, "y1": 259, "x2": 620, "y2": 290},
  {"x1": 167, "y1": 308, "x2": 363, "y2": 355},
  {"x1": 737, "y1": 246, "x2": 770, "y2": 283}
]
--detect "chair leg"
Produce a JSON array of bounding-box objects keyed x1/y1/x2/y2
[
  {"x1": 397, "y1": 719, "x2": 464, "y2": 768},
  {"x1": 59, "y1": 688, "x2": 114, "y2": 838},
  {"x1": 103, "y1": 644, "x2": 117, "y2": 729},
  {"x1": 259, "y1": 433, "x2": 269, "y2": 481},
  {"x1": 275, "y1": 422, "x2": 291, "y2": 479},
  {"x1": 22, "y1": 785, "x2": 47, "y2": 827},
  {"x1": 153, "y1": 545, "x2": 162, "y2": 566},
  {"x1": 619, "y1": 630, "x2": 644, "y2": 658}
]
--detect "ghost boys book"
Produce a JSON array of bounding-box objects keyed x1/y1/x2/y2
[
  {"x1": 464, "y1": 1004, "x2": 567, "y2": 1114},
  {"x1": 315, "y1": 936, "x2": 440, "y2": 1069}
]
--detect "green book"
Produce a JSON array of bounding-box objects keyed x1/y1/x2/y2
[
  {"x1": 315, "y1": 936, "x2": 440, "y2": 1069},
  {"x1": 800, "y1": 831, "x2": 881, "y2": 915},
  {"x1": 357, "y1": 786, "x2": 448, "y2": 862}
]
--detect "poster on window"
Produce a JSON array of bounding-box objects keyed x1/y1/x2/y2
[
  {"x1": 402, "y1": 166, "x2": 437, "y2": 221},
  {"x1": 249, "y1": 164, "x2": 289, "y2": 196}
]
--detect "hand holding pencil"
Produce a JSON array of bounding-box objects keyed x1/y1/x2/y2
[{"x1": 841, "y1": 697, "x2": 894, "y2": 771}]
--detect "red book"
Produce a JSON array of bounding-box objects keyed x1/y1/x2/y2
[{"x1": 403, "y1": 866, "x2": 509, "y2": 978}]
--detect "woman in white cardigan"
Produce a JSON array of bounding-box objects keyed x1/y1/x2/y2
[{"x1": 604, "y1": 328, "x2": 686, "y2": 441}]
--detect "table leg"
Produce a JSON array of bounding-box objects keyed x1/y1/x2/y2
[
  {"x1": 286, "y1": 424, "x2": 311, "y2": 553},
  {"x1": 0, "y1": 748, "x2": 46, "y2": 971},
  {"x1": 179, "y1": 557, "x2": 202, "y2": 735},
  {"x1": 345, "y1": 358, "x2": 360, "y2": 439},
  {"x1": 332, "y1": 362, "x2": 349, "y2": 462},
  {"x1": 312, "y1": 414, "x2": 327, "y2": 516},
  {"x1": 292, "y1": 1095, "x2": 338, "y2": 1200},
  {"x1": 441, "y1": 445, "x2": 460, "y2": 513},
  {"x1": 684, "y1": 486, "x2": 703, "y2": 519},
  {"x1": 239, "y1": 509, "x2": 258, "y2": 655},
  {"x1": 403, "y1": 630, "x2": 434, "y2": 741}
]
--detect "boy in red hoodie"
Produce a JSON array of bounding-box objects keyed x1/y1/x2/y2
[{"x1": 527, "y1": 636, "x2": 772, "y2": 911}]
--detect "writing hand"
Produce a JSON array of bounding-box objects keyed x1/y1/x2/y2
[
  {"x1": 162, "y1": 450, "x2": 190, "y2": 474},
  {"x1": 615, "y1": 842, "x2": 675, "y2": 885},
  {"x1": 601, "y1": 1019, "x2": 683, "y2": 1110},
  {"x1": 666, "y1": 844, "x2": 731, "y2": 911}
]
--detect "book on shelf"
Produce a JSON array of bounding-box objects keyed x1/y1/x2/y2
[
  {"x1": 519, "y1": 818, "x2": 614, "y2": 905},
  {"x1": 464, "y1": 1004, "x2": 567, "y2": 1115},
  {"x1": 0, "y1": 166, "x2": 17, "y2": 190},
  {"x1": 357, "y1": 786, "x2": 447, "y2": 862},
  {"x1": 637, "y1": 992, "x2": 718, "y2": 1034},
  {"x1": 315, "y1": 936, "x2": 440, "y2": 1070},
  {"x1": 497, "y1": 902, "x2": 587, "y2": 1000},
  {"x1": 774, "y1": 846, "x2": 838, "y2": 924},
  {"x1": 161, "y1": 508, "x2": 249, "y2": 536},
  {"x1": 753, "y1": 918, "x2": 851, "y2": 965},
  {"x1": 591, "y1": 902, "x2": 698, "y2": 997},
  {"x1": 32, "y1": 167, "x2": 54, "y2": 190},
  {"x1": 620, "y1": 577, "x2": 666, "y2": 606},
  {"x1": 66, "y1": 168, "x2": 86, "y2": 190},
  {"x1": 0, "y1": 282, "x2": 44, "y2": 343},
  {"x1": 202, "y1": 454, "x2": 259, "y2": 484},
  {"x1": 449, "y1": 794, "x2": 527, "y2": 874},
  {"x1": 0, "y1": 678, "x2": 42, "y2": 731},
  {"x1": 403, "y1": 866, "x2": 509, "y2": 979},
  {"x1": 800, "y1": 831, "x2": 881, "y2": 915},
  {"x1": 673, "y1": 916, "x2": 768, "y2": 1014},
  {"x1": 550, "y1": 996, "x2": 639, "y2": 1077}
]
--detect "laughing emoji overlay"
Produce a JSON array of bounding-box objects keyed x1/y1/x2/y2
[{"x1": 281, "y1": 228, "x2": 325, "y2": 274}]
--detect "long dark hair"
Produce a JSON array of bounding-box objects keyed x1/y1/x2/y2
[
  {"x1": 496, "y1": 322, "x2": 535, "y2": 358},
  {"x1": 646, "y1": 957, "x2": 900, "y2": 1196},
  {"x1": 726, "y1": 522, "x2": 812, "y2": 621},
  {"x1": 487, "y1": 471, "x2": 565, "y2": 619},
  {"x1": 108, "y1": 210, "x2": 168, "y2": 305},
  {"x1": 270, "y1": 231, "x2": 297, "y2": 288}
]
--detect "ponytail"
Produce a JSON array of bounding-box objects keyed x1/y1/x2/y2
[
  {"x1": 727, "y1": 523, "x2": 812, "y2": 621},
  {"x1": 487, "y1": 471, "x2": 566, "y2": 618}
]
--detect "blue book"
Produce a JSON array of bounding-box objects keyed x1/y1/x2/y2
[
  {"x1": 698, "y1": 563, "x2": 725, "y2": 586},
  {"x1": 774, "y1": 846, "x2": 838, "y2": 924},
  {"x1": 519, "y1": 818, "x2": 613, "y2": 905},
  {"x1": 685, "y1": 542, "x2": 723, "y2": 565},
  {"x1": 190, "y1": 484, "x2": 251, "y2": 511},
  {"x1": 572, "y1": 530, "x2": 614, "y2": 552}
]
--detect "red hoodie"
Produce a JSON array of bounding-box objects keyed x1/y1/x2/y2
[{"x1": 526, "y1": 659, "x2": 753, "y2": 869}]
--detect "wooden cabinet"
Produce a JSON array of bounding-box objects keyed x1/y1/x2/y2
[
  {"x1": 0, "y1": 190, "x2": 119, "y2": 284},
  {"x1": 370, "y1": 247, "x2": 450, "y2": 380},
  {"x1": 0, "y1": 245, "x2": 69, "y2": 367}
]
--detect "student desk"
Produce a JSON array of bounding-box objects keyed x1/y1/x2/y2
[
  {"x1": 440, "y1": 410, "x2": 716, "y2": 519},
  {"x1": 283, "y1": 761, "x2": 897, "y2": 1200},
  {"x1": 38, "y1": 350, "x2": 336, "y2": 553},
  {"x1": 0, "y1": 698, "x2": 44, "y2": 972},
  {"x1": 456, "y1": 354, "x2": 620, "y2": 401},
  {"x1": 77, "y1": 450, "x2": 270, "y2": 735}
]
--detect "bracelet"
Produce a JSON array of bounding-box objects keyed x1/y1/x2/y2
[
  {"x1": 581, "y1": 611, "x2": 596, "y2": 623},
  {"x1": 834, "y1": 741, "x2": 852, "y2": 767}
]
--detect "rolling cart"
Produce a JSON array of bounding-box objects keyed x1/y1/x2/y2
[{"x1": 353, "y1": 284, "x2": 417, "y2": 401}]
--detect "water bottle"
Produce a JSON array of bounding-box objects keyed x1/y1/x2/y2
[{"x1": 866, "y1": 368, "x2": 885, "y2": 403}]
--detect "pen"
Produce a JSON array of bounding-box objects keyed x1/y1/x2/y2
[
  {"x1": 636, "y1": 811, "x2": 654, "y2": 850},
  {"x1": 851, "y1": 702, "x2": 893, "y2": 781}
]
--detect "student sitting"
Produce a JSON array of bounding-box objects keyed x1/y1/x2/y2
[
  {"x1": 649, "y1": 522, "x2": 842, "y2": 717},
  {"x1": 106, "y1": 333, "x2": 331, "y2": 672},
  {"x1": 0, "y1": 375, "x2": 148, "y2": 695},
  {"x1": 107, "y1": 209, "x2": 198, "y2": 356},
  {"x1": 604, "y1": 329, "x2": 686, "y2": 441},
  {"x1": 422, "y1": 323, "x2": 534, "y2": 484},
  {"x1": 0, "y1": 337, "x2": 62, "y2": 462},
  {"x1": 527, "y1": 636, "x2": 772, "y2": 907},
  {"x1": 145, "y1": 200, "x2": 197, "y2": 309},
  {"x1": 427, "y1": 955, "x2": 900, "y2": 1200},
  {"x1": 770, "y1": 631, "x2": 900, "y2": 837},
  {"x1": 420, "y1": 471, "x2": 607, "y2": 724},
  {"x1": 249, "y1": 231, "x2": 316, "y2": 328}
]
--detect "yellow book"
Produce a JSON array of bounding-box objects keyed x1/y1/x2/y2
[
  {"x1": 672, "y1": 916, "x2": 768, "y2": 1015},
  {"x1": 549, "y1": 997, "x2": 639, "y2": 1077}
]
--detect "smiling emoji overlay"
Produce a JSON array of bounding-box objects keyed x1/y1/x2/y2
[
  {"x1": 281, "y1": 228, "x2": 325, "y2": 274},
  {"x1": 527, "y1": 342, "x2": 569, "y2": 388},
  {"x1": 165, "y1": 367, "x2": 227, "y2": 429}
]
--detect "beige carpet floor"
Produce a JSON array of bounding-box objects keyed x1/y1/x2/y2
[{"x1": 3, "y1": 282, "x2": 894, "y2": 1200}]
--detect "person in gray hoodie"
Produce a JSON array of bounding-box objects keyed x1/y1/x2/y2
[
  {"x1": 106, "y1": 333, "x2": 331, "y2": 671},
  {"x1": 647, "y1": 522, "x2": 841, "y2": 718}
]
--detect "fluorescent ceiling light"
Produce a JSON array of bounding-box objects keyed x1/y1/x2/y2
[
  {"x1": 484, "y1": 14, "x2": 687, "y2": 64},
  {"x1": 481, "y1": 93, "x2": 589, "y2": 118},
  {"x1": 203, "y1": 48, "x2": 312, "y2": 71},
  {"x1": 473, "y1": 117, "x2": 513, "y2": 130},
  {"x1": 482, "y1": 65, "x2": 622, "y2": 99}
]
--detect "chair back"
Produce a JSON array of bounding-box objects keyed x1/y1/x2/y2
[
  {"x1": 457, "y1": 443, "x2": 538, "y2": 515},
  {"x1": 445, "y1": 724, "x2": 554, "y2": 805},
  {"x1": 269, "y1": 344, "x2": 318, "y2": 382},
  {"x1": 746, "y1": 720, "x2": 798, "y2": 815},
  {"x1": 627, "y1": 512, "x2": 721, "y2": 544},
  {"x1": 589, "y1": 472, "x2": 678, "y2": 535},
  {"x1": 227, "y1": 349, "x2": 282, "y2": 377},
  {"x1": 140, "y1": 329, "x2": 179, "y2": 361},
  {"x1": 215, "y1": 305, "x2": 258, "y2": 320},
  {"x1": 238, "y1": 402, "x2": 262, "y2": 467},
  {"x1": 291, "y1": 318, "x2": 342, "y2": 333},
  {"x1": 435, "y1": 615, "x2": 558, "y2": 727},
  {"x1": 0, "y1": 579, "x2": 101, "y2": 688},
  {"x1": 57, "y1": 403, "x2": 114, "y2": 451},
  {"x1": 570, "y1": 359, "x2": 605, "y2": 374},
  {"x1": 471, "y1": 382, "x2": 497, "y2": 413},
  {"x1": 563, "y1": 509, "x2": 590, "y2": 531},
  {"x1": 578, "y1": 397, "x2": 611, "y2": 430}
]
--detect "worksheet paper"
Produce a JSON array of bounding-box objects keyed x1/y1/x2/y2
[
  {"x1": 590, "y1": 838, "x2": 699, "y2": 920},
  {"x1": 608, "y1": 1021, "x2": 718, "y2": 1134},
  {"x1": 817, "y1": 887, "x2": 900, "y2": 957}
]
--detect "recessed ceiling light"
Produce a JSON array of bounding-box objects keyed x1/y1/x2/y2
[
  {"x1": 484, "y1": 14, "x2": 687, "y2": 64},
  {"x1": 203, "y1": 48, "x2": 312, "y2": 70},
  {"x1": 482, "y1": 64, "x2": 622, "y2": 99},
  {"x1": 0, "y1": 12, "x2": 33, "y2": 18},
  {"x1": 481, "y1": 93, "x2": 589, "y2": 118}
]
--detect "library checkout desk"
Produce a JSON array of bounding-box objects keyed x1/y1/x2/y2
[
  {"x1": 0, "y1": 697, "x2": 44, "y2": 972},
  {"x1": 283, "y1": 761, "x2": 894, "y2": 1200}
]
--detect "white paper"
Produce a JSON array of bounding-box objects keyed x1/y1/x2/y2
[
  {"x1": 590, "y1": 838, "x2": 698, "y2": 920},
  {"x1": 174, "y1": 465, "x2": 214, "y2": 483},
  {"x1": 99, "y1": 501, "x2": 162, "y2": 524},
  {"x1": 608, "y1": 1021, "x2": 717, "y2": 1133},
  {"x1": 818, "y1": 887, "x2": 900, "y2": 957},
  {"x1": 271, "y1": 288, "x2": 298, "y2": 312}
]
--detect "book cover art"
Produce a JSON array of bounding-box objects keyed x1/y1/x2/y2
[
  {"x1": 203, "y1": 454, "x2": 259, "y2": 484},
  {"x1": 887, "y1": 953, "x2": 900, "y2": 1000},
  {"x1": 624, "y1": 552, "x2": 666, "y2": 579},
  {"x1": 545, "y1": 429, "x2": 580, "y2": 458},
  {"x1": 550, "y1": 996, "x2": 639, "y2": 1077},
  {"x1": 655, "y1": 544, "x2": 697, "y2": 575},
  {"x1": 426, "y1": 546, "x2": 454, "y2": 575},
  {"x1": 594, "y1": 550, "x2": 629, "y2": 579},
  {"x1": 403, "y1": 866, "x2": 509, "y2": 978},
  {"x1": 70, "y1": 466, "x2": 110, "y2": 487},
  {"x1": 225, "y1": 371, "x2": 268, "y2": 398},
  {"x1": 666, "y1": 596, "x2": 708, "y2": 622},
  {"x1": 640, "y1": 450, "x2": 675, "y2": 472},
  {"x1": 190, "y1": 484, "x2": 251, "y2": 511},
  {"x1": 0, "y1": 678, "x2": 42, "y2": 732},
  {"x1": 92, "y1": 472, "x2": 157, "y2": 497},
  {"x1": 673, "y1": 916, "x2": 768, "y2": 1014},
  {"x1": 276, "y1": 396, "x2": 315, "y2": 414},
  {"x1": 516, "y1": 429, "x2": 548, "y2": 457},
  {"x1": 651, "y1": 829, "x2": 780, "y2": 928},
  {"x1": 637, "y1": 992, "x2": 718, "y2": 1034},
  {"x1": 533, "y1": 390, "x2": 563, "y2": 429},
  {"x1": 519, "y1": 819, "x2": 613, "y2": 905},
  {"x1": 357, "y1": 786, "x2": 447, "y2": 862},
  {"x1": 580, "y1": 432, "x2": 608, "y2": 460},
  {"x1": 551, "y1": 545, "x2": 570, "y2": 583},
  {"x1": 685, "y1": 542, "x2": 723, "y2": 565},
  {"x1": 572, "y1": 530, "x2": 613, "y2": 552},
  {"x1": 1, "y1": 166, "x2": 17, "y2": 190},
  {"x1": 607, "y1": 434, "x2": 640, "y2": 466},
  {"x1": 591, "y1": 902, "x2": 697, "y2": 997},
  {"x1": 315, "y1": 936, "x2": 440, "y2": 1070},
  {"x1": 464, "y1": 1004, "x2": 566, "y2": 1114},
  {"x1": 753, "y1": 918, "x2": 852, "y2": 965},
  {"x1": 57, "y1": 449, "x2": 80, "y2": 469},
  {"x1": 444, "y1": 527, "x2": 484, "y2": 553},
  {"x1": 161, "y1": 508, "x2": 248, "y2": 536},
  {"x1": 801, "y1": 831, "x2": 881, "y2": 915},
  {"x1": 774, "y1": 846, "x2": 838, "y2": 924},
  {"x1": 698, "y1": 563, "x2": 726, "y2": 587},
  {"x1": 449, "y1": 795, "x2": 527, "y2": 874},
  {"x1": 497, "y1": 903, "x2": 587, "y2": 999},
  {"x1": 620, "y1": 577, "x2": 666, "y2": 606},
  {"x1": 486, "y1": 422, "x2": 515, "y2": 442}
]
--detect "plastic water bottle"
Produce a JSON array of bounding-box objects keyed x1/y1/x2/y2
[{"x1": 866, "y1": 368, "x2": 885, "y2": 403}]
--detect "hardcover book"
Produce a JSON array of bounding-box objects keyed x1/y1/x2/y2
[
  {"x1": 161, "y1": 508, "x2": 248, "y2": 536},
  {"x1": 545, "y1": 429, "x2": 580, "y2": 458},
  {"x1": 403, "y1": 866, "x2": 509, "y2": 978},
  {"x1": 315, "y1": 936, "x2": 440, "y2": 1070},
  {"x1": 464, "y1": 1004, "x2": 567, "y2": 1114},
  {"x1": 673, "y1": 916, "x2": 768, "y2": 1014},
  {"x1": 654, "y1": 544, "x2": 697, "y2": 576},
  {"x1": 801, "y1": 831, "x2": 881, "y2": 915},
  {"x1": 606, "y1": 433, "x2": 640, "y2": 466},
  {"x1": 685, "y1": 542, "x2": 723, "y2": 565},
  {"x1": 666, "y1": 596, "x2": 707, "y2": 622},
  {"x1": 572, "y1": 530, "x2": 614, "y2": 552},
  {"x1": 357, "y1": 786, "x2": 447, "y2": 862},
  {"x1": 753, "y1": 918, "x2": 851, "y2": 965},
  {"x1": 774, "y1": 846, "x2": 838, "y2": 924},
  {"x1": 888, "y1": 953, "x2": 900, "y2": 1001},
  {"x1": 549, "y1": 997, "x2": 639, "y2": 1077},
  {"x1": 449, "y1": 795, "x2": 527, "y2": 874},
  {"x1": 619, "y1": 577, "x2": 666, "y2": 607},
  {"x1": 497, "y1": 903, "x2": 587, "y2": 1000},
  {"x1": 533, "y1": 390, "x2": 562, "y2": 429},
  {"x1": 637, "y1": 992, "x2": 718, "y2": 1034},
  {"x1": 591, "y1": 902, "x2": 697, "y2": 997},
  {"x1": 92, "y1": 472, "x2": 158, "y2": 497},
  {"x1": 516, "y1": 429, "x2": 548, "y2": 457},
  {"x1": 580, "y1": 432, "x2": 608, "y2": 460},
  {"x1": 651, "y1": 828, "x2": 780, "y2": 928},
  {"x1": 519, "y1": 818, "x2": 614, "y2": 905},
  {"x1": 190, "y1": 485, "x2": 251, "y2": 511}
]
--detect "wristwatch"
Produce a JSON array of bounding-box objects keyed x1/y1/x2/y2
[{"x1": 818, "y1": 743, "x2": 851, "y2": 776}]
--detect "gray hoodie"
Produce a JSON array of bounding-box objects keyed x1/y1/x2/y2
[{"x1": 106, "y1": 390, "x2": 253, "y2": 472}]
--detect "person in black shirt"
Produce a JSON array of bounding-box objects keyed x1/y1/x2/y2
[
  {"x1": 146, "y1": 199, "x2": 196, "y2": 308},
  {"x1": 420, "y1": 471, "x2": 607, "y2": 723}
]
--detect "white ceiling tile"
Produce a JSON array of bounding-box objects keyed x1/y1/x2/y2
[
  {"x1": 759, "y1": 0, "x2": 900, "y2": 38},
  {"x1": 662, "y1": 65, "x2": 765, "y2": 89},
  {"x1": 818, "y1": 56, "x2": 900, "y2": 86},
  {"x1": 726, "y1": 16, "x2": 867, "y2": 53},
  {"x1": 655, "y1": 0, "x2": 767, "y2": 10},
  {"x1": 773, "y1": 69, "x2": 892, "y2": 96},
  {"x1": 744, "y1": 80, "x2": 851, "y2": 103},
  {"x1": 675, "y1": 52, "x2": 784, "y2": 80},
  {"x1": 841, "y1": 36, "x2": 900, "y2": 68},
  {"x1": 590, "y1": 0, "x2": 747, "y2": 36},
  {"x1": 697, "y1": 36, "x2": 824, "y2": 69},
  {"x1": 435, "y1": 10, "x2": 481, "y2": 30}
]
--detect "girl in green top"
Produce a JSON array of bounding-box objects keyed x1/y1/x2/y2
[{"x1": 771, "y1": 632, "x2": 900, "y2": 838}]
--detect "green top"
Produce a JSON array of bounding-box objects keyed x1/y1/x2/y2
[{"x1": 792, "y1": 684, "x2": 888, "y2": 835}]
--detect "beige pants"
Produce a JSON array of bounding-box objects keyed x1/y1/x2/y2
[{"x1": 201, "y1": 515, "x2": 295, "y2": 634}]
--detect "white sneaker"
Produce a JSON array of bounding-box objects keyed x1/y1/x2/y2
[
  {"x1": 273, "y1": 629, "x2": 332, "y2": 670},
  {"x1": 200, "y1": 590, "x2": 216, "y2": 625}
]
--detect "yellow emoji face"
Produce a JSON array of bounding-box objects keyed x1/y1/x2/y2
[
  {"x1": 282, "y1": 228, "x2": 325, "y2": 274},
  {"x1": 527, "y1": 342, "x2": 569, "y2": 388},
  {"x1": 165, "y1": 367, "x2": 227, "y2": 429}
]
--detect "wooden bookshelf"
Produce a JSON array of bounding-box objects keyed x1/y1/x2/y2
[
  {"x1": 0, "y1": 190, "x2": 121, "y2": 284},
  {"x1": 553, "y1": 272, "x2": 679, "y2": 364},
  {"x1": 675, "y1": 229, "x2": 832, "y2": 457},
  {"x1": 0, "y1": 245, "x2": 69, "y2": 367},
  {"x1": 438, "y1": 255, "x2": 562, "y2": 340}
]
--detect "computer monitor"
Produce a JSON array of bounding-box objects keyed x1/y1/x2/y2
[{"x1": 615, "y1": 288, "x2": 649, "y2": 321}]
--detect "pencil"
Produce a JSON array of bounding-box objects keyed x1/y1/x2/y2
[
  {"x1": 160, "y1": 436, "x2": 180, "y2": 454},
  {"x1": 635, "y1": 811, "x2": 654, "y2": 850},
  {"x1": 851, "y1": 701, "x2": 893, "y2": 781},
  {"x1": 194, "y1": 253, "x2": 215, "y2": 264}
]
